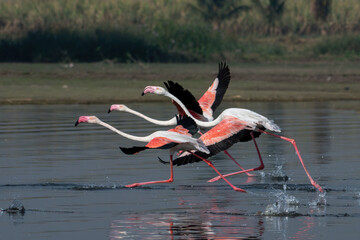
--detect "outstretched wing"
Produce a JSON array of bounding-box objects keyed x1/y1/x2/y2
[
  {"x1": 172, "y1": 117, "x2": 263, "y2": 166},
  {"x1": 163, "y1": 81, "x2": 204, "y2": 119},
  {"x1": 120, "y1": 136, "x2": 178, "y2": 155},
  {"x1": 197, "y1": 62, "x2": 230, "y2": 120}
]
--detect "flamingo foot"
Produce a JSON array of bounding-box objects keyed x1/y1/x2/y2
[
  {"x1": 312, "y1": 181, "x2": 324, "y2": 193},
  {"x1": 125, "y1": 178, "x2": 173, "y2": 188},
  {"x1": 234, "y1": 187, "x2": 247, "y2": 193},
  {"x1": 125, "y1": 183, "x2": 141, "y2": 188},
  {"x1": 208, "y1": 175, "x2": 222, "y2": 183}
]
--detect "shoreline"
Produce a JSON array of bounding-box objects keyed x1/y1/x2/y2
[
  {"x1": 1, "y1": 62, "x2": 359, "y2": 105},
  {"x1": 2, "y1": 96, "x2": 359, "y2": 105}
]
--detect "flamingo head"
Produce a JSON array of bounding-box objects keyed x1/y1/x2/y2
[
  {"x1": 108, "y1": 104, "x2": 128, "y2": 113},
  {"x1": 142, "y1": 86, "x2": 166, "y2": 96},
  {"x1": 75, "y1": 116, "x2": 99, "y2": 126}
]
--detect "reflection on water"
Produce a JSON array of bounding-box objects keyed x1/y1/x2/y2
[
  {"x1": 110, "y1": 212, "x2": 265, "y2": 240},
  {"x1": 0, "y1": 102, "x2": 360, "y2": 239},
  {"x1": 313, "y1": 102, "x2": 332, "y2": 164}
]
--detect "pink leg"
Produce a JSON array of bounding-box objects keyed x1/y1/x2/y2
[
  {"x1": 189, "y1": 152, "x2": 246, "y2": 193},
  {"x1": 199, "y1": 131, "x2": 256, "y2": 178},
  {"x1": 223, "y1": 150, "x2": 256, "y2": 177},
  {"x1": 258, "y1": 129, "x2": 323, "y2": 192},
  {"x1": 126, "y1": 155, "x2": 174, "y2": 188},
  {"x1": 208, "y1": 132, "x2": 264, "y2": 182}
]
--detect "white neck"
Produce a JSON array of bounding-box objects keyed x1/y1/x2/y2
[
  {"x1": 124, "y1": 107, "x2": 177, "y2": 126},
  {"x1": 97, "y1": 120, "x2": 152, "y2": 142},
  {"x1": 163, "y1": 91, "x2": 221, "y2": 127}
]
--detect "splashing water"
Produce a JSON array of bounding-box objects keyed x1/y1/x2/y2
[
  {"x1": 259, "y1": 163, "x2": 289, "y2": 183},
  {"x1": 264, "y1": 184, "x2": 300, "y2": 216},
  {"x1": 309, "y1": 191, "x2": 327, "y2": 207}
]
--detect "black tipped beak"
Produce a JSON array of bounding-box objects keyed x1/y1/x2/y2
[
  {"x1": 75, "y1": 120, "x2": 79, "y2": 126},
  {"x1": 141, "y1": 92, "x2": 145, "y2": 96},
  {"x1": 108, "y1": 108, "x2": 111, "y2": 113}
]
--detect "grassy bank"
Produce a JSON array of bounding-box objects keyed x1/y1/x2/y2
[
  {"x1": 1, "y1": 62, "x2": 359, "y2": 104},
  {"x1": 1, "y1": 0, "x2": 360, "y2": 62}
]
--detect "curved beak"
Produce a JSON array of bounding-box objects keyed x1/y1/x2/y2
[
  {"x1": 141, "y1": 92, "x2": 145, "y2": 96},
  {"x1": 75, "y1": 120, "x2": 80, "y2": 126},
  {"x1": 108, "y1": 108, "x2": 112, "y2": 113}
]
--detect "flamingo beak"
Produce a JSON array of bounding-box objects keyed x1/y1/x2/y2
[
  {"x1": 108, "y1": 105, "x2": 118, "y2": 113},
  {"x1": 142, "y1": 86, "x2": 155, "y2": 96},
  {"x1": 75, "y1": 116, "x2": 90, "y2": 126}
]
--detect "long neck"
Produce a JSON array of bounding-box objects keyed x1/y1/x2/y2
[
  {"x1": 125, "y1": 108, "x2": 177, "y2": 126},
  {"x1": 163, "y1": 92, "x2": 222, "y2": 127},
  {"x1": 97, "y1": 120, "x2": 152, "y2": 142}
]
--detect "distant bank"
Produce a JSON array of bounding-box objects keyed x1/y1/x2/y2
[{"x1": 1, "y1": 62, "x2": 359, "y2": 105}]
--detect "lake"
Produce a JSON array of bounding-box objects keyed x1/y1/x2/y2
[{"x1": 0, "y1": 101, "x2": 359, "y2": 239}]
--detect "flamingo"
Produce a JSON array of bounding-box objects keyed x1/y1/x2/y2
[
  {"x1": 75, "y1": 115, "x2": 208, "y2": 187},
  {"x1": 74, "y1": 115, "x2": 245, "y2": 191},
  {"x1": 140, "y1": 86, "x2": 324, "y2": 193},
  {"x1": 109, "y1": 62, "x2": 257, "y2": 177}
]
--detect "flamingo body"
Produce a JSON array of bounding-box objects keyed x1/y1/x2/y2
[{"x1": 171, "y1": 116, "x2": 263, "y2": 166}]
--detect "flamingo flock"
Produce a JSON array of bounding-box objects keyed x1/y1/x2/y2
[{"x1": 76, "y1": 62, "x2": 323, "y2": 193}]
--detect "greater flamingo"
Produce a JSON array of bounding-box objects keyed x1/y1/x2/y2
[
  {"x1": 141, "y1": 86, "x2": 324, "y2": 193},
  {"x1": 75, "y1": 115, "x2": 208, "y2": 187},
  {"x1": 109, "y1": 62, "x2": 257, "y2": 177},
  {"x1": 75, "y1": 115, "x2": 246, "y2": 191}
]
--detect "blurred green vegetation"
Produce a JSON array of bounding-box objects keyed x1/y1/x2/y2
[{"x1": 0, "y1": 0, "x2": 360, "y2": 62}]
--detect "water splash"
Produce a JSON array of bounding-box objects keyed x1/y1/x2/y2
[
  {"x1": 259, "y1": 163, "x2": 289, "y2": 183},
  {"x1": 270, "y1": 164, "x2": 289, "y2": 182},
  {"x1": 355, "y1": 192, "x2": 360, "y2": 199},
  {"x1": 308, "y1": 191, "x2": 327, "y2": 216},
  {"x1": 264, "y1": 184, "x2": 300, "y2": 216},
  {"x1": 0, "y1": 199, "x2": 26, "y2": 225}
]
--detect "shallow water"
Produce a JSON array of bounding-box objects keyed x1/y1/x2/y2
[{"x1": 0, "y1": 102, "x2": 359, "y2": 239}]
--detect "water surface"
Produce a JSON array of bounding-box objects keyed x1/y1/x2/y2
[{"x1": 0, "y1": 102, "x2": 359, "y2": 239}]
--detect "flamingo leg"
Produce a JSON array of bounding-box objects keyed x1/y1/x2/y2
[
  {"x1": 208, "y1": 132, "x2": 265, "y2": 182},
  {"x1": 199, "y1": 130, "x2": 256, "y2": 177},
  {"x1": 189, "y1": 152, "x2": 246, "y2": 193},
  {"x1": 258, "y1": 129, "x2": 323, "y2": 192},
  {"x1": 223, "y1": 150, "x2": 256, "y2": 177},
  {"x1": 126, "y1": 155, "x2": 174, "y2": 188}
]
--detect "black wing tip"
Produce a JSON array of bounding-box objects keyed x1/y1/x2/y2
[
  {"x1": 164, "y1": 80, "x2": 176, "y2": 91},
  {"x1": 164, "y1": 81, "x2": 203, "y2": 115},
  {"x1": 172, "y1": 151, "x2": 209, "y2": 166},
  {"x1": 217, "y1": 61, "x2": 230, "y2": 79},
  {"x1": 119, "y1": 146, "x2": 148, "y2": 155},
  {"x1": 158, "y1": 157, "x2": 170, "y2": 165},
  {"x1": 175, "y1": 114, "x2": 199, "y2": 135}
]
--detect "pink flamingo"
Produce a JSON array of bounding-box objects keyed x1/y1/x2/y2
[
  {"x1": 109, "y1": 62, "x2": 257, "y2": 177},
  {"x1": 75, "y1": 115, "x2": 207, "y2": 187},
  {"x1": 141, "y1": 86, "x2": 324, "y2": 193},
  {"x1": 75, "y1": 115, "x2": 246, "y2": 191}
]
